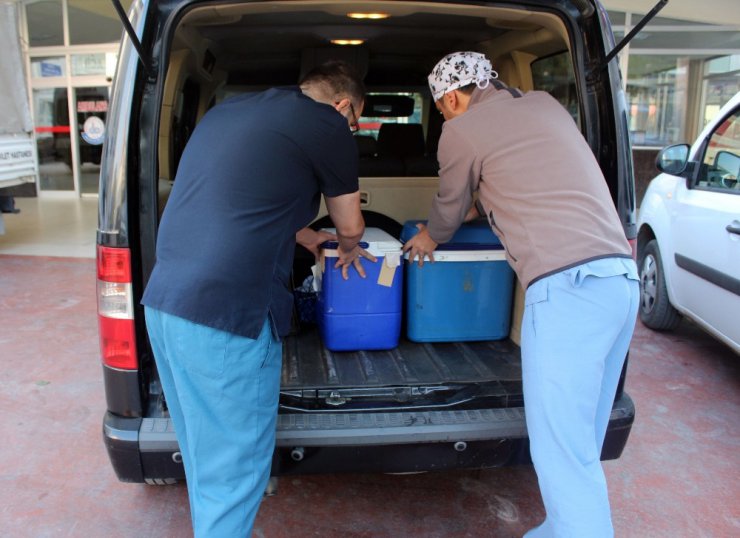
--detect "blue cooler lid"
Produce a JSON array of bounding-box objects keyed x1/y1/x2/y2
[{"x1": 400, "y1": 220, "x2": 503, "y2": 251}]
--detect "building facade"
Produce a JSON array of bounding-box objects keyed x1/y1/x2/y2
[
  {"x1": 16, "y1": 0, "x2": 131, "y2": 197},
  {"x1": 10, "y1": 0, "x2": 740, "y2": 199}
]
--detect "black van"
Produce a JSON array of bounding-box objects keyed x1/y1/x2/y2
[{"x1": 99, "y1": 0, "x2": 650, "y2": 484}]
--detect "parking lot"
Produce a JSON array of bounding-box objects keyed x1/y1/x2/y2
[{"x1": 1, "y1": 200, "x2": 738, "y2": 537}]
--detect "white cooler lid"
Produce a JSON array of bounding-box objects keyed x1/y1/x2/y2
[{"x1": 320, "y1": 227, "x2": 402, "y2": 257}]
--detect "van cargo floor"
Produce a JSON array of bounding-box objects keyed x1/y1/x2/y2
[{"x1": 282, "y1": 326, "x2": 522, "y2": 390}]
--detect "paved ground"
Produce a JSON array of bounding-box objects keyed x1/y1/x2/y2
[{"x1": 1, "y1": 254, "x2": 738, "y2": 537}]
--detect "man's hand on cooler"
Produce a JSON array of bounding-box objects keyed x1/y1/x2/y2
[
  {"x1": 335, "y1": 244, "x2": 376, "y2": 280},
  {"x1": 296, "y1": 228, "x2": 337, "y2": 259},
  {"x1": 402, "y1": 223, "x2": 438, "y2": 267}
]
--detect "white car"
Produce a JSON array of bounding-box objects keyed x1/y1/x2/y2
[{"x1": 637, "y1": 92, "x2": 740, "y2": 354}]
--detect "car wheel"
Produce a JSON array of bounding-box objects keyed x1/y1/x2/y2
[{"x1": 639, "y1": 239, "x2": 681, "y2": 330}]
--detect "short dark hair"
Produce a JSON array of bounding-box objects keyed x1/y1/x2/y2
[
  {"x1": 299, "y1": 60, "x2": 366, "y2": 105},
  {"x1": 458, "y1": 83, "x2": 477, "y2": 95}
]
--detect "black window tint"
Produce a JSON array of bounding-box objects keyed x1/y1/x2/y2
[{"x1": 531, "y1": 52, "x2": 579, "y2": 124}]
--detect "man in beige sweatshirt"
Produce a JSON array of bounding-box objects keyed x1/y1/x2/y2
[{"x1": 403, "y1": 51, "x2": 639, "y2": 537}]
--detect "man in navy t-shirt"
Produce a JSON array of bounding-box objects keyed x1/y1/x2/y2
[{"x1": 142, "y1": 61, "x2": 372, "y2": 537}]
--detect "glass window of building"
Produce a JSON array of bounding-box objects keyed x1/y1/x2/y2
[
  {"x1": 606, "y1": 11, "x2": 626, "y2": 26},
  {"x1": 33, "y1": 88, "x2": 74, "y2": 191},
  {"x1": 26, "y1": 0, "x2": 64, "y2": 47},
  {"x1": 626, "y1": 55, "x2": 689, "y2": 146},
  {"x1": 632, "y1": 31, "x2": 740, "y2": 50},
  {"x1": 30, "y1": 56, "x2": 66, "y2": 79},
  {"x1": 702, "y1": 55, "x2": 740, "y2": 127},
  {"x1": 75, "y1": 87, "x2": 111, "y2": 194},
  {"x1": 611, "y1": 11, "x2": 740, "y2": 147},
  {"x1": 68, "y1": 0, "x2": 131, "y2": 45},
  {"x1": 71, "y1": 53, "x2": 107, "y2": 76},
  {"x1": 24, "y1": 0, "x2": 128, "y2": 195}
]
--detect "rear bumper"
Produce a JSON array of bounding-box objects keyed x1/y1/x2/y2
[{"x1": 103, "y1": 393, "x2": 635, "y2": 481}]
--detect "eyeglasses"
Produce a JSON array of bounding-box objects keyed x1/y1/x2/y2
[
  {"x1": 335, "y1": 100, "x2": 360, "y2": 133},
  {"x1": 347, "y1": 102, "x2": 359, "y2": 133},
  {"x1": 334, "y1": 99, "x2": 360, "y2": 134}
]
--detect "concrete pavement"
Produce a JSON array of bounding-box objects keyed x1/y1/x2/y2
[{"x1": 1, "y1": 253, "x2": 738, "y2": 537}]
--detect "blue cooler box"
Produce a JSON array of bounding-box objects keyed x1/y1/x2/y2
[
  {"x1": 317, "y1": 228, "x2": 403, "y2": 351},
  {"x1": 401, "y1": 220, "x2": 515, "y2": 342}
]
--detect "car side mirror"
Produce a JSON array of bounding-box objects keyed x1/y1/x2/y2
[
  {"x1": 714, "y1": 150, "x2": 740, "y2": 177},
  {"x1": 655, "y1": 144, "x2": 690, "y2": 177}
]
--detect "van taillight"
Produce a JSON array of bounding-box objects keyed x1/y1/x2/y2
[{"x1": 97, "y1": 246, "x2": 138, "y2": 370}]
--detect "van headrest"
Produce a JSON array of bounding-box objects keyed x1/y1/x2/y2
[{"x1": 377, "y1": 123, "x2": 425, "y2": 159}]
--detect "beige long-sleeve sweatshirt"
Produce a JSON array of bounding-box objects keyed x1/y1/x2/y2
[{"x1": 427, "y1": 85, "x2": 632, "y2": 289}]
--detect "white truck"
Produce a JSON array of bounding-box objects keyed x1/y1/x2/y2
[{"x1": 0, "y1": 2, "x2": 37, "y2": 234}]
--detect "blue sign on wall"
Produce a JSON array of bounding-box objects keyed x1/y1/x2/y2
[{"x1": 40, "y1": 61, "x2": 63, "y2": 77}]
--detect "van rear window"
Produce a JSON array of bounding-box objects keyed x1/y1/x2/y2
[{"x1": 360, "y1": 92, "x2": 424, "y2": 140}]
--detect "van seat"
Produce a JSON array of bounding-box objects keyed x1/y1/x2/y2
[
  {"x1": 355, "y1": 134, "x2": 377, "y2": 157},
  {"x1": 355, "y1": 133, "x2": 403, "y2": 177},
  {"x1": 377, "y1": 123, "x2": 438, "y2": 176},
  {"x1": 354, "y1": 124, "x2": 439, "y2": 177},
  {"x1": 377, "y1": 123, "x2": 425, "y2": 160}
]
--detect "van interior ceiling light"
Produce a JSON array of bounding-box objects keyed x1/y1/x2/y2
[
  {"x1": 347, "y1": 12, "x2": 390, "y2": 20},
  {"x1": 331, "y1": 39, "x2": 365, "y2": 46}
]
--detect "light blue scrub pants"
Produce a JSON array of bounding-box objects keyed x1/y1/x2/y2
[
  {"x1": 521, "y1": 258, "x2": 639, "y2": 538},
  {"x1": 144, "y1": 307, "x2": 282, "y2": 537}
]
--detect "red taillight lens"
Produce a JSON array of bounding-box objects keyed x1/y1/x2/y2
[
  {"x1": 97, "y1": 245, "x2": 132, "y2": 282},
  {"x1": 98, "y1": 316, "x2": 138, "y2": 370},
  {"x1": 97, "y1": 246, "x2": 138, "y2": 370}
]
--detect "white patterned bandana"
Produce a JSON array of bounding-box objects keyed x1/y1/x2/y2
[{"x1": 428, "y1": 51, "x2": 498, "y2": 101}]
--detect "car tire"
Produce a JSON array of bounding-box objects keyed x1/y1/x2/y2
[{"x1": 639, "y1": 239, "x2": 681, "y2": 330}]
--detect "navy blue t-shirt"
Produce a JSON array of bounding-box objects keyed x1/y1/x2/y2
[{"x1": 142, "y1": 87, "x2": 358, "y2": 338}]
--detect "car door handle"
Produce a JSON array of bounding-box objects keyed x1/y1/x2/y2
[{"x1": 727, "y1": 223, "x2": 740, "y2": 235}]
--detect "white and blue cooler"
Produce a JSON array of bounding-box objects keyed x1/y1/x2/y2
[
  {"x1": 317, "y1": 228, "x2": 403, "y2": 351},
  {"x1": 401, "y1": 220, "x2": 515, "y2": 342}
]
